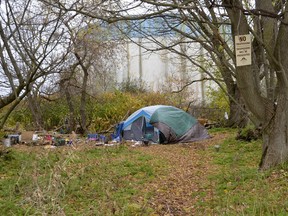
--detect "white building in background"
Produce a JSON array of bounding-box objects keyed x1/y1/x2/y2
[
  {"x1": 101, "y1": 17, "x2": 217, "y2": 105},
  {"x1": 116, "y1": 42, "x2": 212, "y2": 105}
]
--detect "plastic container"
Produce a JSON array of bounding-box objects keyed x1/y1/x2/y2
[
  {"x1": 3, "y1": 138, "x2": 11, "y2": 147},
  {"x1": 32, "y1": 134, "x2": 38, "y2": 141},
  {"x1": 8, "y1": 134, "x2": 21, "y2": 144}
]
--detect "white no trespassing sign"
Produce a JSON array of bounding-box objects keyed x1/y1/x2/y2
[{"x1": 235, "y1": 34, "x2": 252, "y2": 67}]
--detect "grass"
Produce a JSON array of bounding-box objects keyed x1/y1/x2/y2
[
  {"x1": 0, "y1": 145, "x2": 167, "y2": 215},
  {"x1": 201, "y1": 131, "x2": 288, "y2": 215},
  {"x1": 1, "y1": 129, "x2": 288, "y2": 215}
]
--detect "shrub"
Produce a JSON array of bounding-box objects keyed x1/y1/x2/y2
[
  {"x1": 5, "y1": 91, "x2": 180, "y2": 133},
  {"x1": 88, "y1": 91, "x2": 175, "y2": 132}
]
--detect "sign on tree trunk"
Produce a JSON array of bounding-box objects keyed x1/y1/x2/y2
[{"x1": 235, "y1": 34, "x2": 252, "y2": 67}]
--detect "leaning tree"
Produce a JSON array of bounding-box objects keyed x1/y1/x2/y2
[{"x1": 0, "y1": 0, "x2": 71, "y2": 129}]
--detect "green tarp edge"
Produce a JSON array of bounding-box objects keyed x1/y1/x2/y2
[{"x1": 150, "y1": 107, "x2": 197, "y2": 137}]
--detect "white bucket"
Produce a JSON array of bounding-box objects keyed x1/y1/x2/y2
[
  {"x1": 3, "y1": 138, "x2": 11, "y2": 147},
  {"x1": 32, "y1": 134, "x2": 38, "y2": 141}
]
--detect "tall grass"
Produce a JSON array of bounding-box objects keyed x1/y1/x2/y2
[{"x1": 0, "y1": 145, "x2": 167, "y2": 215}]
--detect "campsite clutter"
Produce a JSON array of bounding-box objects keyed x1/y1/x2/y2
[
  {"x1": 1, "y1": 130, "x2": 79, "y2": 148},
  {"x1": 1, "y1": 127, "x2": 124, "y2": 149},
  {"x1": 1, "y1": 105, "x2": 212, "y2": 148},
  {"x1": 1, "y1": 131, "x2": 116, "y2": 148}
]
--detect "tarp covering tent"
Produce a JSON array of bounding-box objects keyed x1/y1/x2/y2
[{"x1": 121, "y1": 105, "x2": 210, "y2": 144}]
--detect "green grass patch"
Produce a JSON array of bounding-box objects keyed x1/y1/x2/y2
[
  {"x1": 0, "y1": 145, "x2": 167, "y2": 215},
  {"x1": 197, "y1": 134, "x2": 288, "y2": 215}
]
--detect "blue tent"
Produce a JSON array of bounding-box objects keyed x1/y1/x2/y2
[{"x1": 121, "y1": 105, "x2": 210, "y2": 144}]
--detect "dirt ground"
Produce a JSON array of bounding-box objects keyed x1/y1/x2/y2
[{"x1": 131, "y1": 132, "x2": 231, "y2": 215}]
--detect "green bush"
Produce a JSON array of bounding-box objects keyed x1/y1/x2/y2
[
  {"x1": 88, "y1": 91, "x2": 175, "y2": 132},
  {"x1": 206, "y1": 85, "x2": 229, "y2": 112},
  {"x1": 235, "y1": 125, "x2": 261, "y2": 142},
  {"x1": 6, "y1": 91, "x2": 176, "y2": 133}
]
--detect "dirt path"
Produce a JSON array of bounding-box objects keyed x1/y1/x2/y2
[{"x1": 133, "y1": 132, "x2": 231, "y2": 215}]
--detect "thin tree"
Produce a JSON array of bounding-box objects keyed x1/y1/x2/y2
[
  {"x1": 59, "y1": 15, "x2": 123, "y2": 134},
  {"x1": 0, "y1": 0, "x2": 70, "y2": 129}
]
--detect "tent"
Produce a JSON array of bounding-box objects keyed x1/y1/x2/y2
[{"x1": 120, "y1": 105, "x2": 210, "y2": 144}]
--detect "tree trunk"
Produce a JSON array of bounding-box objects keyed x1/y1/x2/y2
[
  {"x1": 226, "y1": 86, "x2": 248, "y2": 128},
  {"x1": 73, "y1": 52, "x2": 89, "y2": 135},
  {"x1": 27, "y1": 92, "x2": 44, "y2": 130},
  {"x1": 259, "y1": 92, "x2": 288, "y2": 170},
  {"x1": 64, "y1": 86, "x2": 77, "y2": 133},
  {"x1": 80, "y1": 68, "x2": 88, "y2": 134},
  {"x1": 259, "y1": 1, "x2": 288, "y2": 170}
]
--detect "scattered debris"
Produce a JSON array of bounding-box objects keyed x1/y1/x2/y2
[
  {"x1": 43, "y1": 145, "x2": 57, "y2": 149},
  {"x1": 198, "y1": 118, "x2": 208, "y2": 126},
  {"x1": 2, "y1": 137, "x2": 11, "y2": 147},
  {"x1": 1, "y1": 128, "x2": 196, "y2": 149},
  {"x1": 1, "y1": 130, "x2": 77, "y2": 148},
  {"x1": 214, "y1": 145, "x2": 220, "y2": 152},
  {"x1": 131, "y1": 141, "x2": 143, "y2": 147}
]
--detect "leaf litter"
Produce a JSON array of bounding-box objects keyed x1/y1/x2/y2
[{"x1": 129, "y1": 132, "x2": 232, "y2": 215}]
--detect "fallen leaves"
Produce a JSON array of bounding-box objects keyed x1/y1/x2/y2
[{"x1": 132, "y1": 132, "x2": 232, "y2": 215}]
